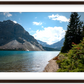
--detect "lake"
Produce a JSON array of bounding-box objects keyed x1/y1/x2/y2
[{"x1": 0, "y1": 51, "x2": 60, "y2": 72}]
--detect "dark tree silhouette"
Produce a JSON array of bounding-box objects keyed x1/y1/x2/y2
[{"x1": 61, "y1": 12, "x2": 83, "y2": 53}]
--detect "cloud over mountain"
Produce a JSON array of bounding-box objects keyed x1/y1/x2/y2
[{"x1": 33, "y1": 26, "x2": 65, "y2": 45}]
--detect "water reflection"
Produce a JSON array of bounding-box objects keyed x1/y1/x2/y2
[{"x1": 0, "y1": 51, "x2": 60, "y2": 72}]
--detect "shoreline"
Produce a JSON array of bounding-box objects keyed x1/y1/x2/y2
[{"x1": 43, "y1": 56, "x2": 59, "y2": 72}]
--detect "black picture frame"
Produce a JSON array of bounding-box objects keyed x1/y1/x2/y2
[
  {"x1": 0, "y1": 80, "x2": 84, "y2": 83},
  {"x1": 0, "y1": 1, "x2": 84, "y2": 4},
  {"x1": 0, "y1": 1, "x2": 84, "y2": 83}
]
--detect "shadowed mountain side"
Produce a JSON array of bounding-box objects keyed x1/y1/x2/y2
[{"x1": 0, "y1": 20, "x2": 44, "y2": 51}]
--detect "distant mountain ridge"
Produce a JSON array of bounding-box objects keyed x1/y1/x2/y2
[
  {"x1": 37, "y1": 38, "x2": 65, "y2": 50},
  {"x1": 49, "y1": 38, "x2": 65, "y2": 48},
  {"x1": 37, "y1": 40, "x2": 49, "y2": 47},
  {"x1": 0, "y1": 20, "x2": 44, "y2": 51}
]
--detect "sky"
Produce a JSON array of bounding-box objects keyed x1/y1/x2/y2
[{"x1": 0, "y1": 12, "x2": 84, "y2": 45}]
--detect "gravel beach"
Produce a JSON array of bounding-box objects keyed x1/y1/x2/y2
[{"x1": 43, "y1": 57, "x2": 59, "y2": 72}]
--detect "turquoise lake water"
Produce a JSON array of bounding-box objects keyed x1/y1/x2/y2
[{"x1": 0, "y1": 51, "x2": 60, "y2": 72}]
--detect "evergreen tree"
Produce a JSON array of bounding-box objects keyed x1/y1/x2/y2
[
  {"x1": 81, "y1": 25, "x2": 84, "y2": 39},
  {"x1": 61, "y1": 12, "x2": 83, "y2": 53}
]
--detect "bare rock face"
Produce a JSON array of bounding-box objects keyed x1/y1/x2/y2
[{"x1": 0, "y1": 20, "x2": 44, "y2": 51}]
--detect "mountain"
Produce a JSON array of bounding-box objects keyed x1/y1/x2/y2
[
  {"x1": 37, "y1": 38, "x2": 65, "y2": 50},
  {"x1": 37, "y1": 40, "x2": 49, "y2": 47},
  {"x1": 42, "y1": 46, "x2": 60, "y2": 51},
  {"x1": 0, "y1": 20, "x2": 44, "y2": 51},
  {"x1": 49, "y1": 38, "x2": 65, "y2": 49}
]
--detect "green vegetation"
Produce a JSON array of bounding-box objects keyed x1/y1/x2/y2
[
  {"x1": 56, "y1": 12, "x2": 84, "y2": 72},
  {"x1": 57, "y1": 38, "x2": 84, "y2": 72}
]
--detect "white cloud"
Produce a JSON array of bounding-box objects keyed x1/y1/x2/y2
[
  {"x1": 3, "y1": 12, "x2": 12, "y2": 17},
  {"x1": 13, "y1": 21, "x2": 17, "y2": 23},
  {"x1": 33, "y1": 22, "x2": 42, "y2": 25},
  {"x1": 48, "y1": 14, "x2": 69, "y2": 23},
  {"x1": 33, "y1": 26, "x2": 65, "y2": 45}
]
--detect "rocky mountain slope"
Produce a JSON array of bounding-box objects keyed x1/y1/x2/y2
[{"x1": 0, "y1": 20, "x2": 44, "y2": 51}]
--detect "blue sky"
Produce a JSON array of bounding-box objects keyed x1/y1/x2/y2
[{"x1": 0, "y1": 12, "x2": 84, "y2": 45}]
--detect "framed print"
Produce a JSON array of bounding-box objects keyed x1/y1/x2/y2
[{"x1": 0, "y1": 1, "x2": 84, "y2": 83}]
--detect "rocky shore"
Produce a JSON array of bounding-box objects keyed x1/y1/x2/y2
[{"x1": 43, "y1": 57, "x2": 59, "y2": 72}]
